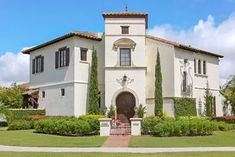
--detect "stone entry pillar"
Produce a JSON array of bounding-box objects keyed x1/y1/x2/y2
[
  {"x1": 130, "y1": 118, "x2": 142, "y2": 136},
  {"x1": 99, "y1": 118, "x2": 112, "y2": 136}
]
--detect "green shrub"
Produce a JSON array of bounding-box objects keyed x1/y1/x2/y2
[
  {"x1": 153, "y1": 118, "x2": 216, "y2": 137},
  {"x1": 213, "y1": 121, "x2": 234, "y2": 131},
  {"x1": 5, "y1": 109, "x2": 45, "y2": 124},
  {"x1": 7, "y1": 120, "x2": 33, "y2": 130},
  {"x1": 78, "y1": 114, "x2": 104, "y2": 134},
  {"x1": 174, "y1": 98, "x2": 196, "y2": 117},
  {"x1": 35, "y1": 118, "x2": 92, "y2": 136},
  {"x1": 136, "y1": 104, "x2": 146, "y2": 118},
  {"x1": 107, "y1": 105, "x2": 115, "y2": 118},
  {"x1": 141, "y1": 116, "x2": 161, "y2": 134},
  {"x1": 0, "y1": 121, "x2": 7, "y2": 127}
]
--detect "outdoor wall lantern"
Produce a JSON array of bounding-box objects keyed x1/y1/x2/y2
[
  {"x1": 123, "y1": 74, "x2": 127, "y2": 82},
  {"x1": 116, "y1": 74, "x2": 134, "y2": 87}
]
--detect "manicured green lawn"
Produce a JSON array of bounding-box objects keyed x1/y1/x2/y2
[
  {"x1": 0, "y1": 152, "x2": 235, "y2": 157},
  {"x1": 0, "y1": 130, "x2": 106, "y2": 147},
  {"x1": 130, "y1": 131, "x2": 235, "y2": 147}
]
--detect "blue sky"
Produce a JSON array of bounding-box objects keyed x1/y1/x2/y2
[
  {"x1": 0, "y1": 0, "x2": 235, "y2": 86},
  {"x1": 1, "y1": 0, "x2": 235, "y2": 53}
]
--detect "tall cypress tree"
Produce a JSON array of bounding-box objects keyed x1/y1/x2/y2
[
  {"x1": 155, "y1": 49, "x2": 163, "y2": 116},
  {"x1": 88, "y1": 47, "x2": 100, "y2": 114}
]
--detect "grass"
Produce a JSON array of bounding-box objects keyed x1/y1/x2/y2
[
  {"x1": 130, "y1": 131, "x2": 235, "y2": 147},
  {"x1": 0, "y1": 152, "x2": 235, "y2": 157},
  {"x1": 0, "y1": 129, "x2": 106, "y2": 147}
]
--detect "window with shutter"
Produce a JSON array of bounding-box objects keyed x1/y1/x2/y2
[
  {"x1": 32, "y1": 55, "x2": 44, "y2": 74},
  {"x1": 55, "y1": 51, "x2": 59, "y2": 69},
  {"x1": 198, "y1": 60, "x2": 201, "y2": 74},
  {"x1": 32, "y1": 59, "x2": 35, "y2": 74},
  {"x1": 55, "y1": 47, "x2": 70, "y2": 68},
  {"x1": 66, "y1": 48, "x2": 70, "y2": 66},
  {"x1": 203, "y1": 60, "x2": 206, "y2": 75}
]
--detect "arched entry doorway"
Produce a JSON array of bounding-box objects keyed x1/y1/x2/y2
[{"x1": 116, "y1": 92, "x2": 136, "y2": 123}]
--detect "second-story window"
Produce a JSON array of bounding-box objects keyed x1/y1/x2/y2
[
  {"x1": 194, "y1": 58, "x2": 197, "y2": 73},
  {"x1": 203, "y1": 60, "x2": 206, "y2": 75},
  {"x1": 55, "y1": 47, "x2": 70, "y2": 69},
  {"x1": 198, "y1": 60, "x2": 201, "y2": 74},
  {"x1": 80, "y1": 48, "x2": 87, "y2": 61},
  {"x1": 120, "y1": 48, "x2": 131, "y2": 66},
  {"x1": 121, "y1": 26, "x2": 129, "y2": 34},
  {"x1": 32, "y1": 55, "x2": 44, "y2": 74}
]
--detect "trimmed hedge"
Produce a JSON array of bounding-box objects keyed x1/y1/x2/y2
[
  {"x1": 142, "y1": 116, "x2": 161, "y2": 135},
  {"x1": 7, "y1": 120, "x2": 33, "y2": 130},
  {"x1": 6, "y1": 109, "x2": 45, "y2": 124},
  {"x1": 78, "y1": 114, "x2": 104, "y2": 134},
  {"x1": 35, "y1": 115, "x2": 104, "y2": 136},
  {"x1": 174, "y1": 98, "x2": 196, "y2": 117},
  {"x1": 153, "y1": 118, "x2": 217, "y2": 137},
  {"x1": 35, "y1": 118, "x2": 91, "y2": 136},
  {"x1": 214, "y1": 121, "x2": 234, "y2": 131}
]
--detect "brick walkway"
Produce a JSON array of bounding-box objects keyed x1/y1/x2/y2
[{"x1": 102, "y1": 135, "x2": 130, "y2": 147}]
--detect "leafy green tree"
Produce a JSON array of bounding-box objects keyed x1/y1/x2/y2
[
  {"x1": 222, "y1": 75, "x2": 235, "y2": 114},
  {"x1": 154, "y1": 50, "x2": 163, "y2": 116},
  {"x1": 0, "y1": 85, "x2": 27, "y2": 108},
  {"x1": 204, "y1": 82, "x2": 213, "y2": 117},
  {"x1": 88, "y1": 48, "x2": 100, "y2": 114}
]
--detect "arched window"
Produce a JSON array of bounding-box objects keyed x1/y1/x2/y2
[
  {"x1": 183, "y1": 71, "x2": 187, "y2": 92},
  {"x1": 198, "y1": 60, "x2": 201, "y2": 74},
  {"x1": 203, "y1": 60, "x2": 206, "y2": 75}
]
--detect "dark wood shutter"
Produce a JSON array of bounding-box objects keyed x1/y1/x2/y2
[
  {"x1": 32, "y1": 59, "x2": 35, "y2": 74},
  {"x1": 66, "y1": 48, "x2": 70, "y2": 66},
  {"x1": 55, "y1": 51, "x2": 59, "y2": 69},
  {"x1": 41, "y1": 56, "x2": 44, "y2": 72}
]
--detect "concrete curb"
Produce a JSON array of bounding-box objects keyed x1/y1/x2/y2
[{"x1": 1, "y1": 145, "x2": 235, "y2": 153}]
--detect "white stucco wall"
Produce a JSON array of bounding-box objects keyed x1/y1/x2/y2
[
  {"x1": 29, "y1": 36, "x2": 103, "y2": 116},
  {"x1": 104, "y1": 17, "x2": 147, "y2": 111},
  {"x1": 38, "y1": 83, "x2": 74, "y2": 116},
  {"x1": 174, "y1": 47, "x2": 223, "y2": 116}
]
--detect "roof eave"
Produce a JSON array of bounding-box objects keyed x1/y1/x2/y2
[
  {"x1": 146, "y1": 35, "x2": 223, "y2": 58},
  {"x1": 22, "y1": 32, "x2": 102, "y2": 54}
]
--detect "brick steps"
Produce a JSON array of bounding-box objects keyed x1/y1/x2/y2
[{"x1": 110, "y1": 123, "x2": 131, "y2": 135}]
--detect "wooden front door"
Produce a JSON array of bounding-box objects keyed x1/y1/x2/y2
[{"x1": 116, "y1": 92, "x2": 135, "y2": 123}]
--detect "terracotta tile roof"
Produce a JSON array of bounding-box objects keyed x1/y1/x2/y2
[
  {"x1": 146, "y1": 35, "x2": 223, "y2": 58},
  {"x1": 102, "y1": 12, "x2": 148, "y2": 28},
  {"x1": 102, "y1": 12, "x2": 148, "y2": 17},
  {"x1": 22, "y1": 31, "x2": 102, "y2": 54}
]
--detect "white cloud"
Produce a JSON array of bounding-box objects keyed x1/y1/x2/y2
[
  {"x1": 0, "y1": 50, "x2": 29, "y2": 87},
  {"x1": 148, "y1": 13, "x2": 235, "y2": 85}
]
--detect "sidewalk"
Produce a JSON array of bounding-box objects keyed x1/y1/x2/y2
[{"x1": 1, "y1": 145, "x2": 235, "y2": 153}]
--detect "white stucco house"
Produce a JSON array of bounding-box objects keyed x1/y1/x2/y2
[{"x1": 22, "y1": 11, "x2": 224, "y2": 120}]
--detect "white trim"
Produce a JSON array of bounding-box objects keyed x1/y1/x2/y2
[{"x1": 30, "y1": 81, "x2": 88, "y2": 89}]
